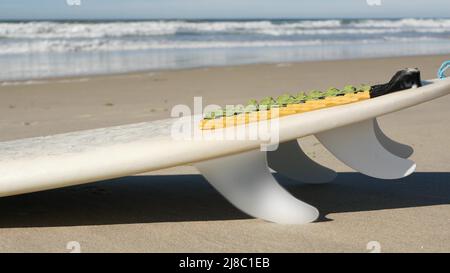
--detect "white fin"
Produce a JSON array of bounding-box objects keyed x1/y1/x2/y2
[
  {"x1": 316, "y1": 120, "x2": 416, "y2": 179},
  {"x1": 373, "y1": 119, "x2": 413, "y2": 158},
  {"x1": 267, "y1": 139, "x2": 337, "y2": 184},
  {"x1": 195, "y1": 150, "x2": 319, "y2": 224}
]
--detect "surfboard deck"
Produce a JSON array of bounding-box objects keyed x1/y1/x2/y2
[{"x1": 1, "y1": 78, "x2": 450, "y2": 198}]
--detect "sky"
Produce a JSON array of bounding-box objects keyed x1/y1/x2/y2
[{"x1": 0, "y1": 0, "x2": 449, "y2": 20}]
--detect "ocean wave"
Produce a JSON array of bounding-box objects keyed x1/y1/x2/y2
[
  {"x1": 0, "y1": 21, "x2": 338, "y2": 38},
  {"x1": 347, "y1": 18, "x2": 450, "y2": 28},
  {"x1": 0, "y1": 39, "x2": 327, "y2": 54},
  {"x1": 1, "y1": 36, "x2": 446, "y2": 55},
  {"x1": 1, "y1": 18, "x2": 449, "y2": 39},
  {"x1": 0, "y1": 19, "x2": 449, "y2": 55}
]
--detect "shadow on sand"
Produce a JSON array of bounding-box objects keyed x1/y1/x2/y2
[{"x1": 0, "y1": 172, "x2": 449, "y2": 228}]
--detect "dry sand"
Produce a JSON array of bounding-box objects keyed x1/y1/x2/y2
[{"x1": 0, "y1": 54, "x2": 449, "y2": 252}]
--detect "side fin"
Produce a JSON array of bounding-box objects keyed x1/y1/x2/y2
[
  {"x1": 267, "y1": 139, "x2": 337, "y2": 184},
  {"x1": 316, "y1": 120, "x2": 416, "y2": 180},
  {"x1": 373, "y1": 119, "x2": 413, "y2": 158},
  {"x1": 195, "y1": 150, "x2": 319, "y2": 224}
]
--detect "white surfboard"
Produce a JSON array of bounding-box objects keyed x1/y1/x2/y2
[{"x1": 1, "y1": 78, "x2": 450, "y2": 224}]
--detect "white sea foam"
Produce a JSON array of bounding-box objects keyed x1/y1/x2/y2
[
  {"x1": 0, "y1": 20, "x2": 344, "y2": 38},
  {"x1": 348, "y1": 18, "x2": 450, "y2": 28},
  {"x1": 1, "y1": 37, "x2": 448, "y2": 55},
  {"x1": 1, "y1": 19, "x2": 449, "y2": 39},
  {"x1": 0, "y1": 18, "x2": 449, "y2": 54},
  {"x1": 0, "y1": 39, "x2": 328, "y2": 54}
]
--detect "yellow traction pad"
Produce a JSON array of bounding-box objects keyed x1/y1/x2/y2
[{"x1": 200, "y1": 91, "x2": 370, "y2": 130}]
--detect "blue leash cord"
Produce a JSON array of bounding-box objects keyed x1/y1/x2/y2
[{"x1": 438, "y1": 60, "x2": 450, "y2": 79}]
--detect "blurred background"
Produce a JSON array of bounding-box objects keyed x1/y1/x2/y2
[{"x1": 1, "y1": 0, "x2": 450, "y2": 81}]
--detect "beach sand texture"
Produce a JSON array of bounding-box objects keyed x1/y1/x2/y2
[{"x1": 0, "y1": 54, "x2": 450, "y2": 252}]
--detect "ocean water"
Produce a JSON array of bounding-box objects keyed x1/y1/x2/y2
[{"x1": 1, "y1": 18, "x2": 450, "y2": 81}]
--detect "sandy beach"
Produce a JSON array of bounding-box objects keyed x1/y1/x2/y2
[{"x1": 1, "y1": 54, "x2": 450, "y2": 252}]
